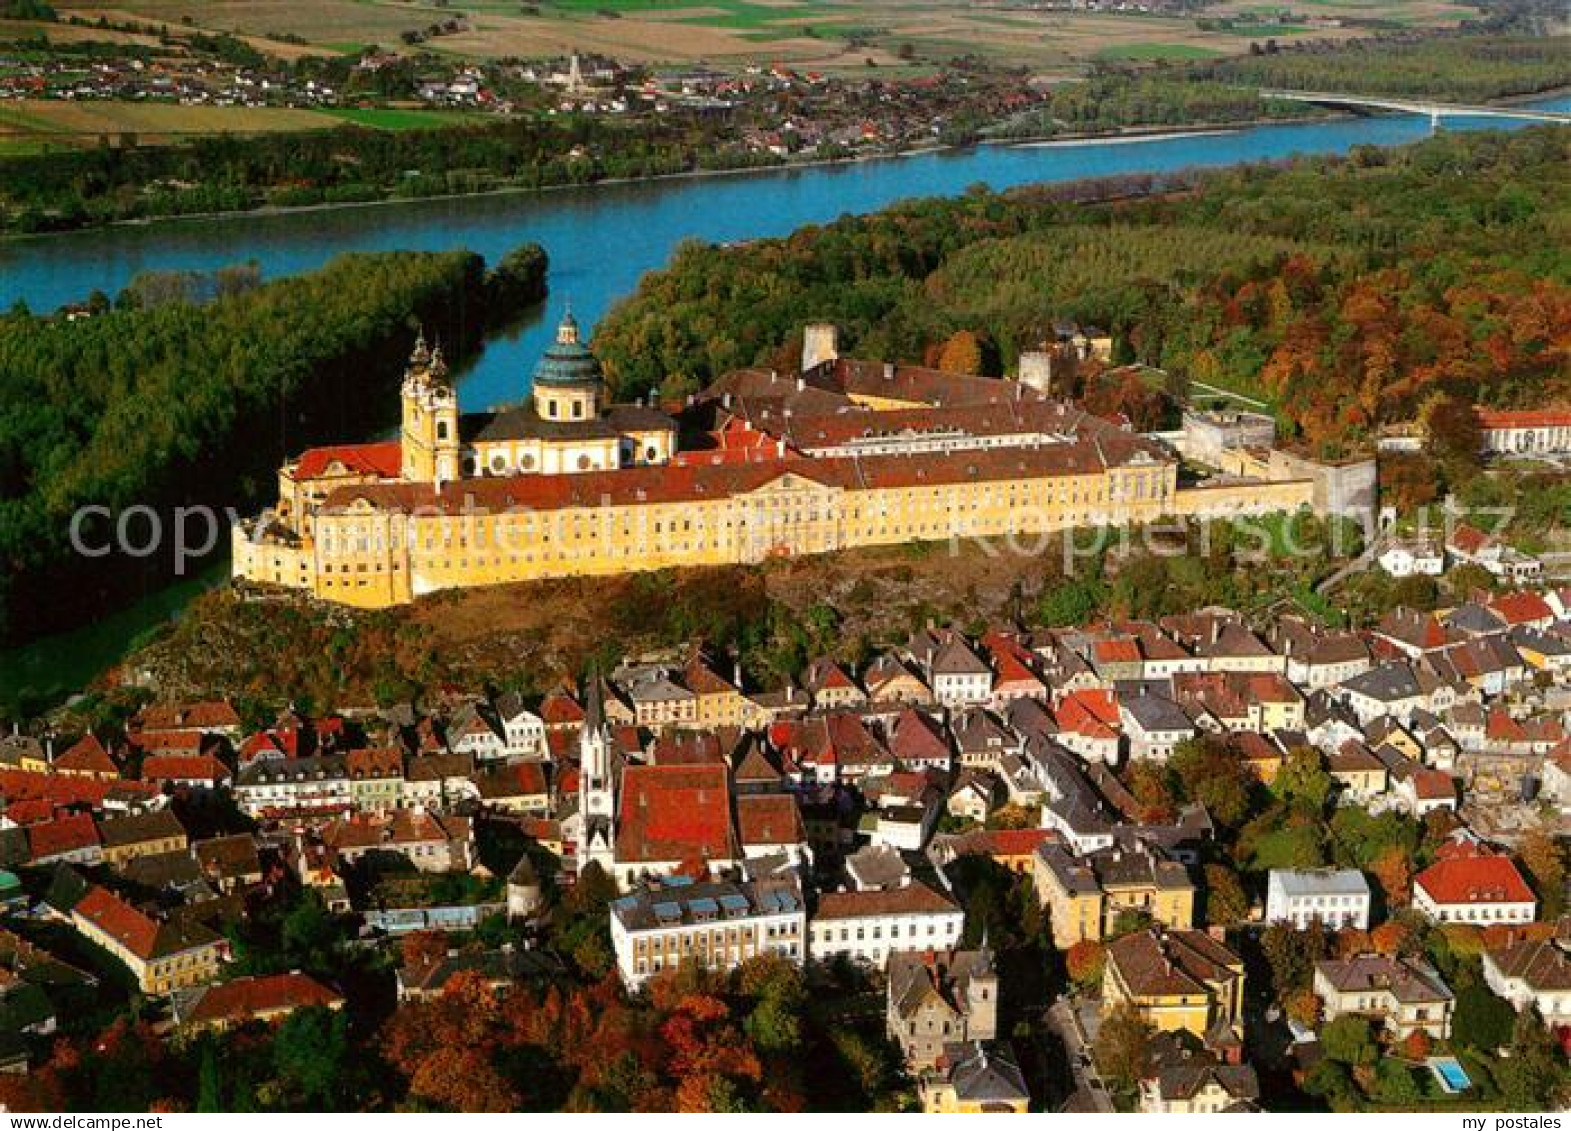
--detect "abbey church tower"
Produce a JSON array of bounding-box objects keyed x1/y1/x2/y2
[{"x1": 400, "y1": 335, "x2": 459, "y2": 484}]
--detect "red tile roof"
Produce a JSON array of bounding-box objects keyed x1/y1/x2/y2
[
  {"x1": 1415, "y1": 855, "x2": 1535, "y2": 907},
  {"x1": 54, "y1": 735, "x2": 117, "y2": 776},
  {"x1": 946, "y1": 827, "x2": 1061, "y2": 859},
  {"x1": 136, "y1": 701, "x2": 241, "y2": 732},
  {"x1": 1490, "y1": 591, "x2": 1555, "y2": 626},
  {"x1": 73, "y1": 886, "x2": 157, "y2": 958},
  {"x1": 1487, "y1": 709, "x2": 1528, "y2": 743},
  {"x1": 133, "y1": 730, "x2": 204, "y2": 753},
  {"x1": 345, "y1": 747, "x2": 403, "y2": 779},
  {"x1": 294, "y1": 441, "x2": 402, "y2": 481},
  {"x1": 615, "y1": 764, "x2": 737, "y2": 865},
  {"x1": 540, "y1": 692, "x2": 585, "y2": 726},
  {"x1": 0, "y1": 769, "x2": 156, "y2": 808},
  {"x1": 814, "y1": 880, "x2": 958, "y2": 920},
  {"x1": 1476, "y1": 408, "x2": 1571, "y2": 431},
  {"x1": 28, "y1": 812, "x2": 99, "y2": 861},
  {"x1": 142, "y1": 754, "x2": 231, "y2": 784},
  {"x1": 184, "y1": 972, "x2": 343, "y2": 1027},
  {"x1": 322, "y1": 432, "x2": 1162, "y2": 518},
  {"x1": 1056, "y1": 689, "x2": 1119, "y2": 739},
  {"x1": 1448, "y1": 523, "x2": 1492, "y2": 557},
  {"x1": 736, "y1": 795, "x2": 806, "y2": 847},
  {"x1": 1409, "y1": 768, "x2": 1456, "y2": 801},
  {"x1": 239, "y1": 731, "x2": 296, "y2": 761},
  {"x1": 1092, "y1": 637, "x2": 1142, "y2": 665},
  {"x1": 2, "y1": 798, "x2": 57, "y2": 826}
]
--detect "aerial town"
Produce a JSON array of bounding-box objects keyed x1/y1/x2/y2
[
  {"x1": 0, "y1": 0, "x2": 1568, "y2": 1117},
  {"x1": 2, "y1": 316, "x2": 1570, "y2": 1112}
]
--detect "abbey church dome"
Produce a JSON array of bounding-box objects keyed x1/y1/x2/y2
[{"x1": 533, "y1": 312, "x2": 603, "y2": 389}]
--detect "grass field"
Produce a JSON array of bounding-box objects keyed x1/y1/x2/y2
[
  {"x1": 1094, "y1": 42, "x2": 1227, "y2": 61},
  {"x1": 0, "y1": 99, "x2": 336, "y2": 147},
  {"x1": 51, "y1": 0, "x2": 1475, "y2": 73}
]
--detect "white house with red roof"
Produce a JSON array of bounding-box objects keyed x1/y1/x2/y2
[
  {"x1": 1446, "y1": 522, "x2": 1542, "y2": 583},
  {"x1": 1476, "y1": 407, "x2": 1571, "y2": 457},
  {"x1": 808, "y1": 879, "x2": 963, "y2": 969},
  {"x1": 1412, "y1": 852, "x2": 1537, "y2": 926},
  {"x1": 1053, "y1": 688, "x2": 1121, "y2": 765}
]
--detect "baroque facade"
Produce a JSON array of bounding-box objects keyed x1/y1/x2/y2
[{"x1": 233, "y1": 319, "x2": 1315, "y2": 608}]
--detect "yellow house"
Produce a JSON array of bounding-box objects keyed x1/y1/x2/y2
[
  {"x1": 1239, "y1": 673, "x2": 1304, "y2": 732},
  {"x1": 1033, "y1": 843, "x2": 1195, "y2": 949},
  {"x1": 52, "y1": 734, "x2": 120, "y2": 780},
  {"x1": 918, "y1": 1044, "x2": 1030, "y2": 1113},
  {"x1": 1327, "y1": 742, "x2": 1388, "y2": 801},
  {"x1": 684, "y1": 655, "x2": 748, "y2": 729},
  {"x1": 0, "y1": 735, "x2": 50, "y2": 774},
  {"x1": 1102, "y1": 928, "x2": 1244, "y2": 1042},
  {"x1": 70, "y1": 886, "x2": 226, "y2": 996},
  {"x1": 98, "y1": 810, "x2": 188, "y2": 868}
]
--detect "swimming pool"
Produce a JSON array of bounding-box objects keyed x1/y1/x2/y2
[{"x1": 1430, "y1": 1057, "x2": 1472, "y2": 1094}]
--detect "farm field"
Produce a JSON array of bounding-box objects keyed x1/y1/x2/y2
[
  {"x1": 51, "y1": 0, "x2": 1474, "y2": 70},
  {"x1": 0, "y1": 98, "x2": 337, "y2": 147}
]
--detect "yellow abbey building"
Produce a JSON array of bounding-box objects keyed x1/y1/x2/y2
[{"x1": 233, "y1": 319, "x2": 1313, "y2": 609}]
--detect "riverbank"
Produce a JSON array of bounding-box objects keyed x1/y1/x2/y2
[
  {"x1": 6, "y1": 82, "x2": 1568, "y2": 252},
  {"x1": 0, "y1": 115, "x2": 1332, "y2": 250}
]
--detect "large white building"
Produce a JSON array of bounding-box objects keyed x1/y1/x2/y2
[
  {"x1": 808, "y1": 880, "x2": 964, "y2": 968},
  {"x1": 1265, "y1": 868, "x2": 1371, "y2": 931},
  {"x1": 1412, "y1": 854, "x2": 1537, "y2": 927},
  {"x1": 1483, "y1": 938, "x2": 1571, "y2": 1031},
  {"x1": 609, "y1": 875, "x2": 805, "y2": 988},
  {"x1": 1313, "y1": 954, "x2": 1454, "y2": 1040},
  {"x1": 233, "y1": 755, "x2": 351, "y2": 820},
  {"x1": 1476, "y1": 408, "x2": 1571, "y2": 457}
]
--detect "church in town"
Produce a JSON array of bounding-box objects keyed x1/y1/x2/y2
[{"x1": 233, "y1": 313, "x2": 1315, "y2": 608}]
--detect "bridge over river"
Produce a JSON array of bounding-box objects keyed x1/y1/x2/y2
[{"x1": 1262, "y1": 89, "x2": 1571, "y2": 126}]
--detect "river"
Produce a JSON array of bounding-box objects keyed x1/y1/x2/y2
[
  {"x1": 2, "y1": 100, "x2": 1566, "y2": 703},
  {"x1": 3, "y1": 98, "x2": 1567, "y2": 416}
]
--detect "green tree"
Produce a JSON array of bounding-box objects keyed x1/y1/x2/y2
[
  {"x1": 1453, "y1": 983, "x2": 1517, "y2": 1052},
  {"x1": 1203, "y1": 863, "x2": 1250, "y2": 926},
  {"x1": 1320, "y1": 1015, "x2": 1376, "y2": 1066},
  {"x1": 1170, "y1": 737, "x2": 1253, "y2": 828},
  {"x1": 1094, "y1": 1001, "x2": 1153, "y2": 1090}
]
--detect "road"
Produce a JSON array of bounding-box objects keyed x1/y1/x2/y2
[{"x1": 1046, "y1": 998, "x2": 1116, "y2": 1113}]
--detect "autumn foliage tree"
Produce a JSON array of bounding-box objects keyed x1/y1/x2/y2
[{"x1": 1066, "y1": 939, "x2": 1106, "y2": 989}]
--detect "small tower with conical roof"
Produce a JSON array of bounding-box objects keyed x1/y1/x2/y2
[
  {"x1": 400, "y1": 333, "x2": 460, "y2": 484},
  {"x1": 533, "y1": 310, "x2": 604, "y2": 425}
]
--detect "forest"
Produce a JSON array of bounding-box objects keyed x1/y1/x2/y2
[
  {"x1": 594, "y1": 125, "x2": 1571, "y2": 458},
  {"x1": 997, "y1": 35, "x2": 1570, "y2": 139},
  {"x1": 1197, "y1": 34, "x2": 1571, "y2": 102},
  {"x1": 0, "y1": 863, "x2": 929, "y2": 1113},
  {"x1": 0, "y1": 243, "x2": 547, "y2": 649}
]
